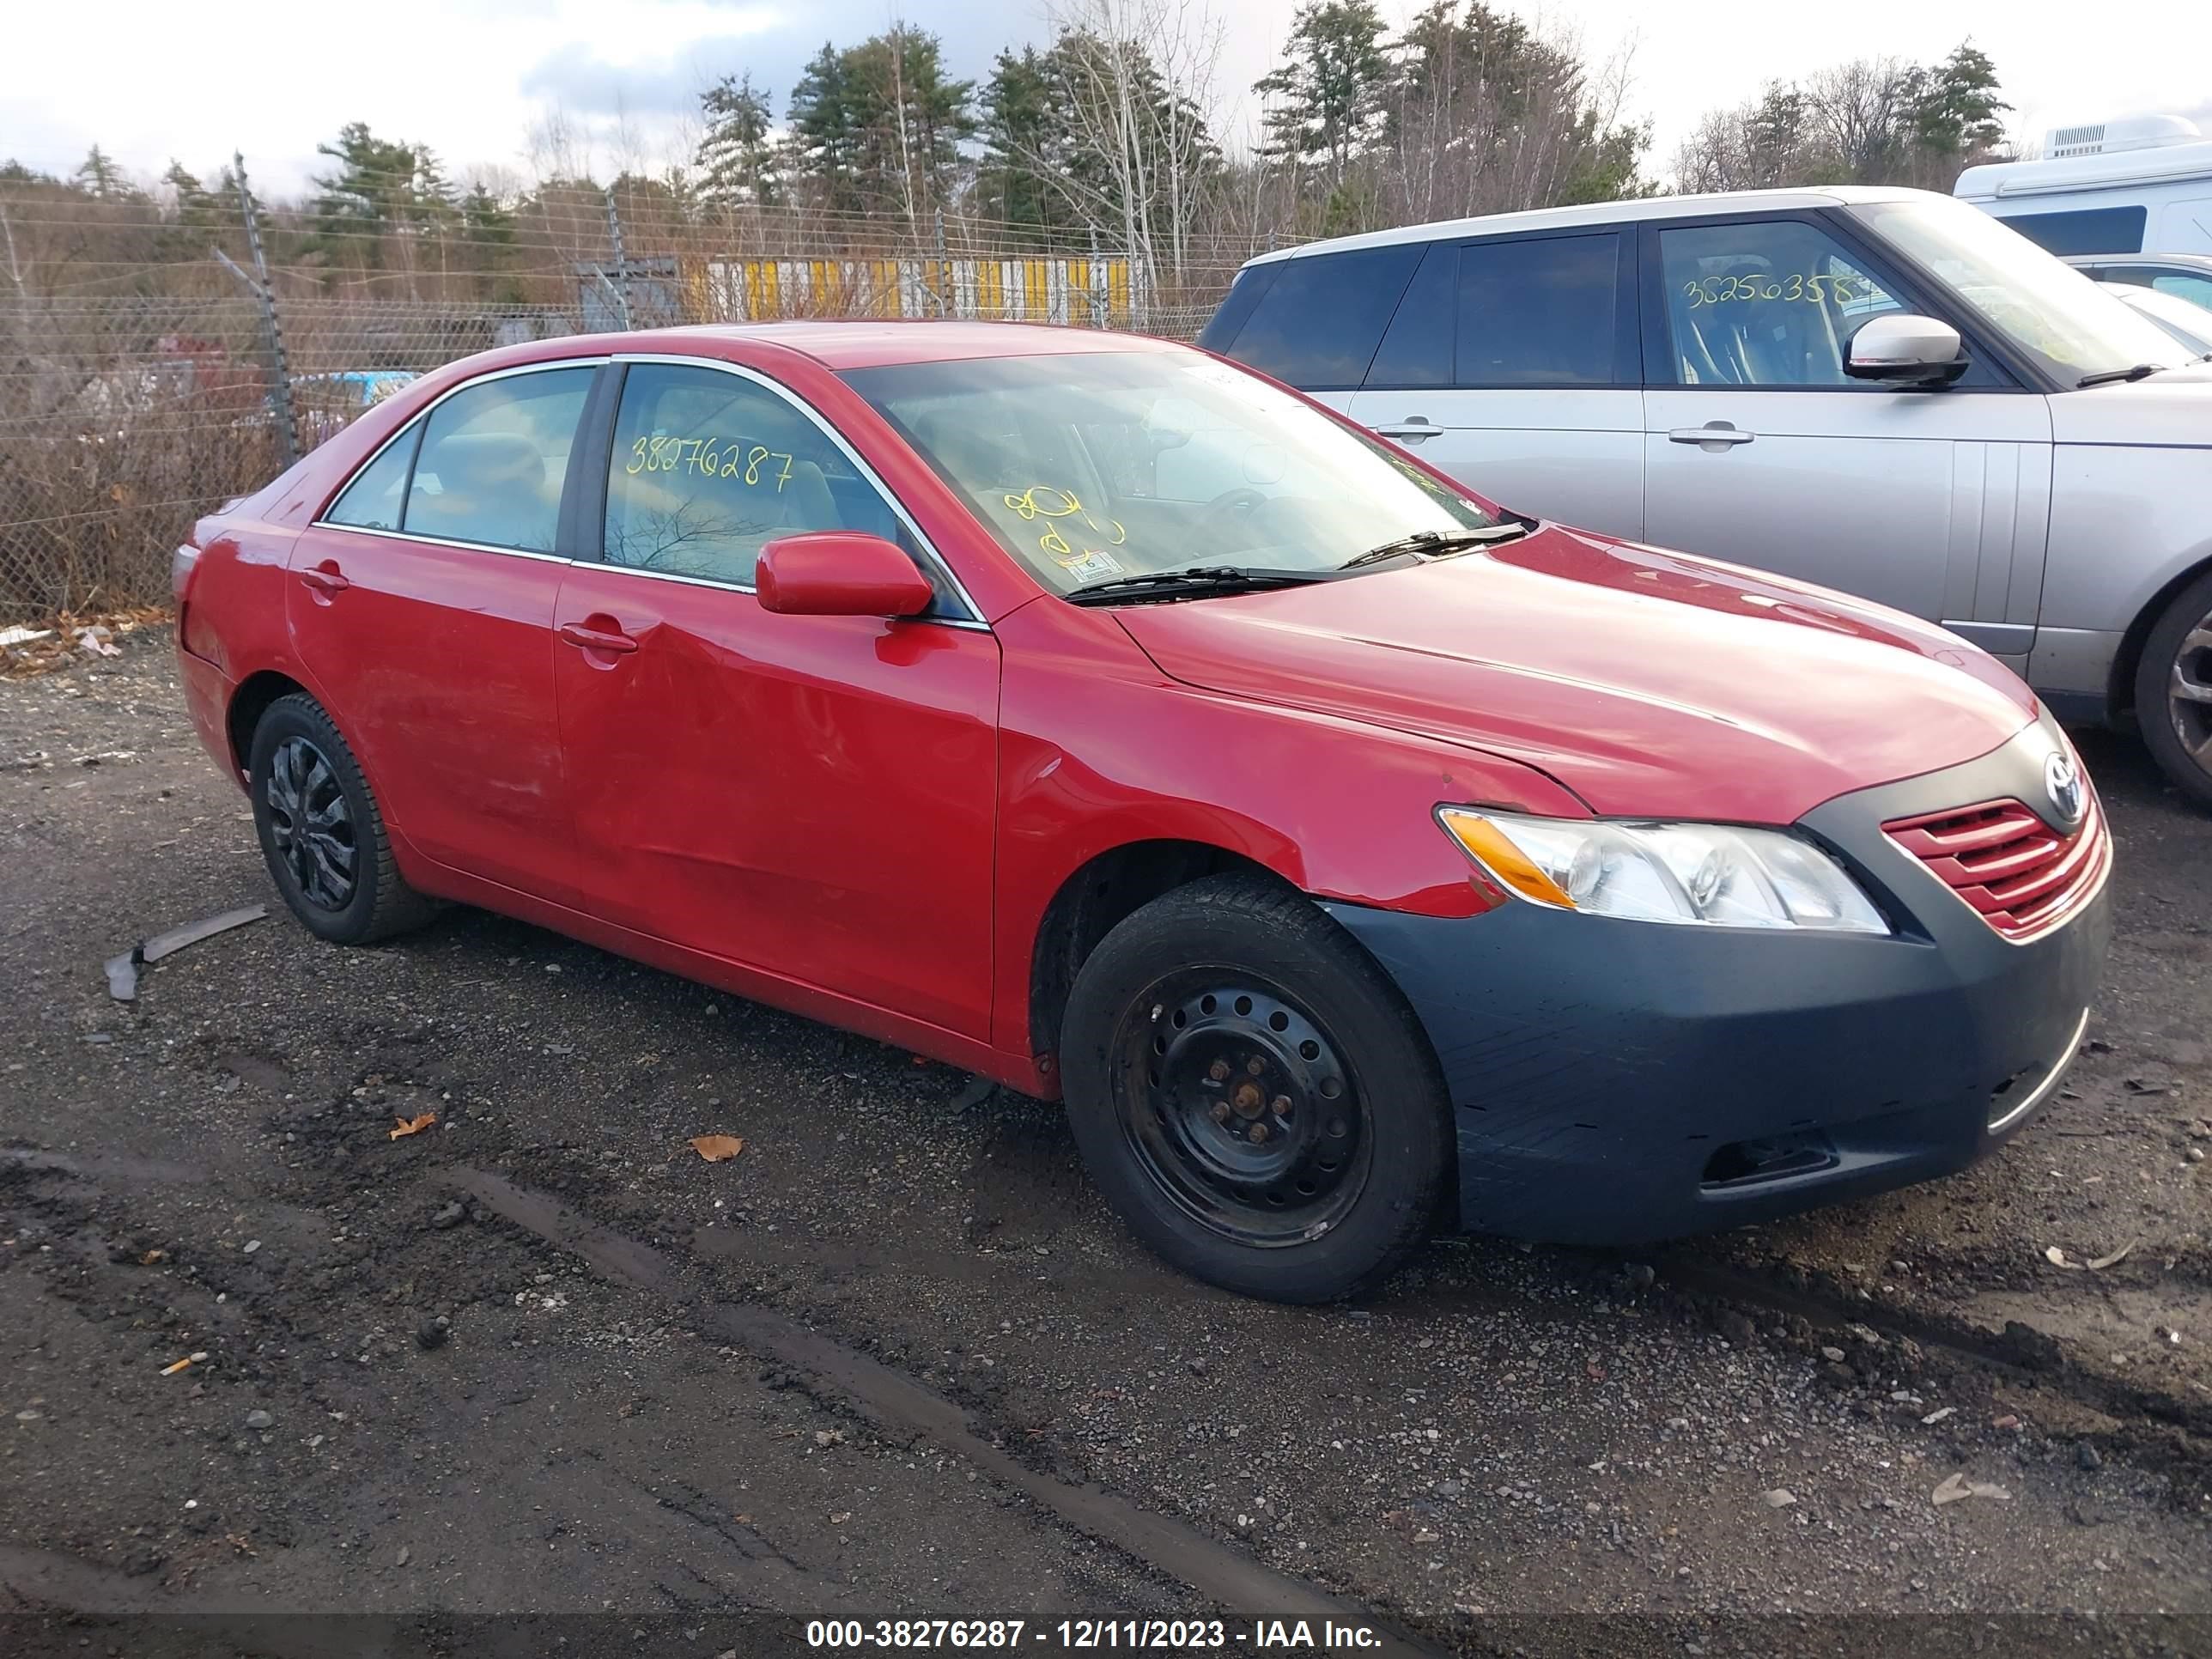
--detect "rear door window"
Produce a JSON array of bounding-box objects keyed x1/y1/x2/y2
[
  {"x1": 1364, "y1": 242, "x2": 1455, "y2": 389},
  {"x1": 1219, "y1": 245, "x2": 1422, "y2": 388},
  {"x1": 1454, "y1": 234, "x2": 1622, "y2": 386},
  {"x1": 404, "y1": 367, "x2": 596, "y2": 552}
]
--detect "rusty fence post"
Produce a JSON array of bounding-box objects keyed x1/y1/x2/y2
[{"x1": 234, "y1": 155, "x2": 299, "y2": 468}]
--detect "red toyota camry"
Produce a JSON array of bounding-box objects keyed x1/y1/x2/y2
[{"x1": 173, "y1": 322, "x2": 2111, "y2": 1302}]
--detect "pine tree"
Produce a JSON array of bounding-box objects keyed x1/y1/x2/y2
[
  {"x1": 787, "y1": 42, "x2": 865, "y2": 213},
  {"x1": 1909, "y1": 42, "x2": 2010, "y2": 161},
  {"x1": 76, "y1": 144, "x2": 129, "y2": 198},
  {"x1": 697, "y1": 72, "x2": 781, "y2": 207},
  {"x1": 1255, "y1": 0, "x2": 1390, "y2": 183}
]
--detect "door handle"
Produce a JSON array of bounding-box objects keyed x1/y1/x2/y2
[
  {"x1": 1668, "y1": 422, "x2": 1755, "y2": 448},
  {"x1": 1373, "y1": 420, "x2": 1444, "y2": 441},
  {"x1": 557, "y1": 621, "x2": 639, "y2": 655},
  {"x1": 298, "y1": 565, "x2": 349, "y2": 595}
]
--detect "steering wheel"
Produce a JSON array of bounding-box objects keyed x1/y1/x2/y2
[{"x1": 1195, "y1": 487, "x2": 1268, "y2": 538}]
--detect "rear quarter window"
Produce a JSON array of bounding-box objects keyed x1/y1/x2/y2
[{"x1": 1218, "y1": 245, "x2": 1422, "y2": 389}]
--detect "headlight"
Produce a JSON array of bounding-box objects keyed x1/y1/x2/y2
[{"x1": 1437, "y1": 808, "x2": 1888, "y2": 933}]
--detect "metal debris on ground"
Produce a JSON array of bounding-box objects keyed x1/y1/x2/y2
[
  {"x1": 104, "y1": 903, "x2": 269, "y2": 1002},
  {"x1": 2044, "y1": 1242, "x2": 2135, "y2": 1272},
  {"x1": 1932, "y1": 1473, "x2": 2012, "y2": 1505}
]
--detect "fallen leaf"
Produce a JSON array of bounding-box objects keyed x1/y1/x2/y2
[
  {"x1": 139, "y1": 1249, "x2": 166, "y2": 1265},
  {"x1": 2044, "y1": 1246, "x2": 2083, "y2": 1270},
  {"x1": 2087, "y1": 1243, "x2": 2133, "y2": 1271},
  {"x1": 690, "y1": 1134, "x2": 744, "y2": 1163},
  {"x1": 389, "y1": 1113, "x2": 436, "y2": 1140}
]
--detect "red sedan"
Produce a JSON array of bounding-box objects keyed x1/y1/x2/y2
[{"x1": 174, "y1": 323, "x2": 2111, "y2": 1302}]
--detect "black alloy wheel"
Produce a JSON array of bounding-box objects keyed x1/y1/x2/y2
[
  {"x1": 247, "y1": 692, "x2": 436, "y2": 945},
  {"x1": 264, "y1": 734, "x2": 358, "y2": 911}
]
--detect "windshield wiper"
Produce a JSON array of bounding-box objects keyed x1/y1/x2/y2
[
  {"x1": 1340, "y1": 522, "x2": 1533, "y2": 568},
  {"x1": 2077, "y1": 362, "x2": 2172, "y2": 388},
  {"x1": 1061, "y1": 565, "x2": 1335, "y2": 606}
]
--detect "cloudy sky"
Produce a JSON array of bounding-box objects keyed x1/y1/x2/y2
[{"x1": 7, "y1": 0, "x2": 2210, "y2": 198}]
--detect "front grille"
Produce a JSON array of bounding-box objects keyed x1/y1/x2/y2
[{"x1": 1883, "y1": 793, "x2": 2109, "y2": 941}]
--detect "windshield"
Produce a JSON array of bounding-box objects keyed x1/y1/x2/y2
[
  {"x1": 1847, "y1": 198, "x2": 2191, "y2": 386},
  {"x1": 841, "y1": 350, "x2": 1494, "y2": 592}
]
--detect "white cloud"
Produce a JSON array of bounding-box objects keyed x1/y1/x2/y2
[{"x1": 5, "y1": 0, "x2": 2209, "y2": 198}]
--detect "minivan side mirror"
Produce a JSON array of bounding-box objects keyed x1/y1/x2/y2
[
  {"x1": 1844, "y1": 314, "x2": 1968, "y2": 388},
  {"x1": 755, "y1": 531, "x2": 935, "y2": 618}
]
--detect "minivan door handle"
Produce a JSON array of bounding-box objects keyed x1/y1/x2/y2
[
  {"x1": 1668, "y1": 422, "x2": 1755, "y2": 449},
  {"x1": 1372, "y1": 418, "x2": 1444, "y2": 441}
]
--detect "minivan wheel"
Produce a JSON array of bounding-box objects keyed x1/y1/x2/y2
[
  {"x1": 1060, "y1": 874, "x2": 1450, "y2": 1303},
  {"x1": 247, "y1": 694, "x2": 435, "y2": 945},
  {"x1": 2134, "y1": 568, "x2": 2212, "y2": 809}
]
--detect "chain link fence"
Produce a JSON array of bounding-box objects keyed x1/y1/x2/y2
[{"x1": 1, "y1": 179, "x2": 1271, "y2": 623}]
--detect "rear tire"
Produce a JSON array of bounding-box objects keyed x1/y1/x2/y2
[
  {"x1": 247, "y1": 694, "x2": 436, "y2": 945},
  {"x1": 1060, "y1": 873, "x2": 1450, "y2": 1303}
]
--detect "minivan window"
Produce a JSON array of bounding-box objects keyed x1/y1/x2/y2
[
  {"x1": 1994, "y1": 205, "x2": 2148, "y2": 258},
  {"x1": 1849, "y1": 197, "x2": 2189, "y2": 386},
  {"x1": 1220, "y1": 245, "x2": 1422, "y2": 387},
  {"x1": 1456, "y1": 234, "x2": 1620, "y2": 386},
  {"x1": 1364, "y1": 242, "x2": 1455, "y2": 388},
  {"x1": 404, "y1": 368, "x2": 595, "y2": 552},
  {"x1": 1657, "y1": 222, "x2": 1900, "y2": 386}
]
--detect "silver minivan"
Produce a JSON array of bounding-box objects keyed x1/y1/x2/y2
[{"x1": 1200, "y1": 187, "x2": 2212, "y2": 803}]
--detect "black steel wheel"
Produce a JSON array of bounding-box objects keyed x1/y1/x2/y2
[
  {"x1": 247, "y1": 694, "x2": 436, "y2": 945},
  {"x1": 1061, "y1": 873, "x2": 1450, "y2": 1303},
  {"x1": 1115, "y1": 976, "x2": 1372, "y2": 1248},
  {"x1": 264, "y1": 734, "x2": 357, "y2": 911}
]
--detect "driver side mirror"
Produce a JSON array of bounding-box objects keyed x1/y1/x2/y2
[
  {"x1": 756, "y1": 531, "x2": 934, "y2": 618},
  {"x1": 1845, "y1": 313, "x2": 1968, "y2": 388}
]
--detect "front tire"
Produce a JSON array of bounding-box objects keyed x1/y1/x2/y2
[
  {"x1": 247, "y1": 694, "x2": 435, "y2": 945},
  {"x1": 1060, "y1": 874, "x2": 1451, "y2": 1303},
  {"x1": 2135, "y1": 568, "x2": 2212, "y2": 808}
]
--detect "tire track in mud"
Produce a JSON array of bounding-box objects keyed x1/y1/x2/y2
[
  {"x1": 440, "y1": 1166, "x2": 1449, "y2": 1658},
  {"x1": 1644, "y1": 1249, "x2": 2212, "y2": 1498}
]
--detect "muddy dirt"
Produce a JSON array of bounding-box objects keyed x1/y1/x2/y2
[{"x1": 2, "y1": 628, "x2": 2208, "y2": 1656}]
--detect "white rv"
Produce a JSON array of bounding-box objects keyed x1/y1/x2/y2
[{"x1": 1955, "y1": 116, "x2": 2212, "y2": 257}]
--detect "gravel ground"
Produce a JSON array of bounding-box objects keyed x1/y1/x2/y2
[{"x1": 2, "y1": 628, "x2": 2208, "y2": 1656}]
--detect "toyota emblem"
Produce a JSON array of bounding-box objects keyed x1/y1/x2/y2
[{"x1": 2044, "y1": 750, "x2": 2085, "y2": 829}]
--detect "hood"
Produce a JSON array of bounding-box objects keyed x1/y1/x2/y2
[
  {"x1": 1114, "y1": 526, "x2": 2038, "y2": 824},
  {"x1": 2051, "y1": 365, "x2": 2212, "y2": 447}
]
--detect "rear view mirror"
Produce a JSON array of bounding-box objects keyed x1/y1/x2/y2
[
  {"x1": 1845, "y1": 314, "x2": 1967, "y2": 388},
  {"x1": 755, "y1": 532, "x2": 934, "y2": 618}
]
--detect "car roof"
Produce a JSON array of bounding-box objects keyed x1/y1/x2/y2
[
  {"x1": 1240, "y1": 185, "x2": 1932, "y2": 267},
  {"x1": 618, "y1": 319, "x2": 1182, "y2": 371},
  {"x1": 2063, "y1": 251, "x2": 2212, "y2": 272}
]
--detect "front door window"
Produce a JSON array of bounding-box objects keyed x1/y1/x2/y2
[{"x1": 1657, "y1": 222, "x2": 1901, "y2": 387}]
